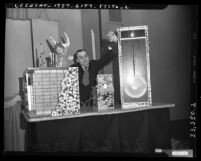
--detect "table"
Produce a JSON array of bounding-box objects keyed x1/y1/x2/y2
[{"x1": 23, "y1": 103, "x2": 174, "y2": 154}]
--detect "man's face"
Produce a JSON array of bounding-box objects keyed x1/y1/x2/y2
[{"x1": 76, "y1": 51, "x2": 89, "y2": 68}]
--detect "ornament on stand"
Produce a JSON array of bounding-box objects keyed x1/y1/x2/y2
[{"x1": 46, "y1": 32, "x2": 70, "y2": 67}]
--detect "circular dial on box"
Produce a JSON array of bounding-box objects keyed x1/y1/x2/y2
[{"x1": 124, "y1": 75, "x2": 147, "y2": 98}]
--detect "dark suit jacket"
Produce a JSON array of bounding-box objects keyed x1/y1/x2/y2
[{"x1": 70, "y1": 41, "x2": 117, "y2": 104}]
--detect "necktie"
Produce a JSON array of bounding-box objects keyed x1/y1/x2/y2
[{"x1": 82, "y1": 68, "x2": 89, "y2": 86}]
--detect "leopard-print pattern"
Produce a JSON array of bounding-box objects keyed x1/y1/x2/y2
[{"x1": 52, "y1": 67, "x2": 80, "y2": 116}]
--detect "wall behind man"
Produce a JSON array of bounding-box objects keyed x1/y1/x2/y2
[
  {"x1": 57, "y1": 9, "x2": 83, "y2": 66},
  {"x1": 100, "y1": 10, "x2": 123, "y2": 74},
  {"x1": 120, "y1": 5, "x2": 193, "y2": 120},
  {"x1": 81, "y1": 9, "x2": 101, "y2": 61}
]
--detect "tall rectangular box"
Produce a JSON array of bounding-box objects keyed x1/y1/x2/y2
[{"x1": 117, "y1": 26, "x2": 152, "y2": 108}]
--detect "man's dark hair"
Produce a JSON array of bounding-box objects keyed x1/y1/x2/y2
[{"x1": 73, "y1": 49, "x2": 88, "y2": 64}]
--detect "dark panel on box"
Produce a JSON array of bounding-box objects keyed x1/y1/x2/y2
[
  {"x1": 121, "y1": 30, "x2": 145, "y2": 39},
  {"x1": 121, "y1": 39, "x2": 148, "y2": 103}
]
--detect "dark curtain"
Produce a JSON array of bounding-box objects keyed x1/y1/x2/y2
[{"x1": 27, "y1": 108, "x2": 171, "y2": 153}]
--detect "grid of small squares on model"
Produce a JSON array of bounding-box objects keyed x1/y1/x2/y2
[
  {"x1": 96, "y1": 74, "x2": 114, "y2": 110},
  {"x1": 24, "y1": 67, "x2": 80, "y2": 117}
]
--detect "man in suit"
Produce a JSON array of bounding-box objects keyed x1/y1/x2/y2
[{"x1": 70, "y1": 31, "x2": 118, "y2": 107}]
